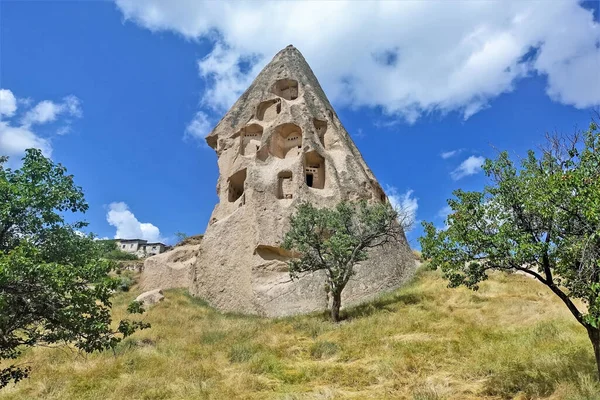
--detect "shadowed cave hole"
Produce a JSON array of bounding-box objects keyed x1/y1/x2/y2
[
  {"x1": 304, "y1": 151, "x2": 325, "y2": 189},
  {"x1": 228, "y1": 168, "x2": 247, "y2": 203},
  {"x1": 313, "y1": 118, "x2": 327, "y2": 147}
]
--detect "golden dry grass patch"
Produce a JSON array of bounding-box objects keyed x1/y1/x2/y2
[{"x1": 1, "y1": 268, "x2": 598, "y2": 399}]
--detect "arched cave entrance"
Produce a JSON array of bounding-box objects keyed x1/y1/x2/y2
[
  {"x1": 270, "y1": 123, "x2": 302, "y2": 159},
  {"x1": 256, "y1": 99, "x2": 281, "y2": 122}
]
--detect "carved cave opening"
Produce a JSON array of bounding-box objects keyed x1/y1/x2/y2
[
  {"x1": 240, "y1": 124, "x2": 263, "y2": 156},
  {"x1": 228, "y1": 168, "x2": 247, "y2": 203},
  {"x1": 304, "y1": 151, "x2": 325, "y2": 189},
  {"x1": 313, "y1": 118, "x2": 327, "y2": 147},
  {"x1": 257, "y1": 99, "x2": 281, "y2": 122},
  {"x1": 277, "y1": 171, "x2": 293, "y2": 200},
  {"x1": 270, "y1": 123, "x2": 302, "y2": 159},
  {"x1": 271, "y1": 79, "x2": 299, "y2": 101}
]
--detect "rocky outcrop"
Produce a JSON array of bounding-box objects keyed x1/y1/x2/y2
[
  {"x1": 136, "y1": 289, "x2": 164, "y2": 307},
  {"x1": 139, "y1": 242, "x2": 201, "y2": 291},
  {"x1": 189, "y1": 45, "x2": 416, "y2": 317}
]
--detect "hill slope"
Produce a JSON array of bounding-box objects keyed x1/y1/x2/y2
[{"x1": 1, "y1": 268, "x2": 598, "y2": 399}]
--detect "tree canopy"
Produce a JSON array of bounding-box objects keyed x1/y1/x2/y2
[
  {"x1": 283, "y1": 200, "x2": 404, "y2": 321},
  {"x1": 420, "y1": 121, "x2": 600, "y2": 378},
  {"x1": 0, "y1": 149, "x2": 148, "y2": 388}
]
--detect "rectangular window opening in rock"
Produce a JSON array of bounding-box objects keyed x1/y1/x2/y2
[
  {"x1": 306, "y1": 173, "x2": 314, "y2": 187},
  {"x1": 278, "y1": 171, "x2": 294, "y2": 199}
]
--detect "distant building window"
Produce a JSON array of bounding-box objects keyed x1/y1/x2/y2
[
  {"x1": 122, "y1": 245, "x2": 125, "y2": 249},
  {"x1": 152, "y1": 246, "x2": 156, "y2": 250}
]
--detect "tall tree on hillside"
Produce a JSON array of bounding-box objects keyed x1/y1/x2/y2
[
  {"x1": 0, "y1": 149, "x2": 149, "y2": 388},
  {"x1": 420, "y1": 121, "x2": 600, "y2": 379},
  {"x1": 283, "y1": 200, "x2": 409, "y2": 322}
]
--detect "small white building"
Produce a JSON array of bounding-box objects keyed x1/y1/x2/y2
[{"x1": 115, "y1": 239, "x2": 168, "y2": 258}]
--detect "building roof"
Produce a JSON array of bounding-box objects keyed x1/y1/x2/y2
[{"x1": 115, "y1": 238, "x2": 148, "y2": 243}]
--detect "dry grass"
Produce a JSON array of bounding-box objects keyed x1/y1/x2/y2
[{"x1": 1, "y1": 268, "x2": 598, "y2": 400}]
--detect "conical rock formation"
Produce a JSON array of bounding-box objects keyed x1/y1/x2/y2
[{"x1": 190, "y1": 45, "x2": 415, "y2": 317}]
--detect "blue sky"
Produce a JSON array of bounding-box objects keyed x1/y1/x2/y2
[{"x1": 1, "y1": 1, "x2": 599, "y2": 247}]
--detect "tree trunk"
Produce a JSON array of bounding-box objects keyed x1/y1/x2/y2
[
  {"x1": 330, "y1": 291, "x2": 342, "y2": 322},
  {"x1": 587, "y1": 327, "x2": 600, "y2": 380}
]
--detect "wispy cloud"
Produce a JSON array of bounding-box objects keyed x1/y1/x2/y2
[
  {"x1": 185, "y1": 111, "x2": 213, "y2": 147},
  {"x1": 0, "y1": 88, "x2": 82, "y2": 165},
  {"x1": 440, "y1": 149, "x2": 463, "y2": 159},
  {"x1": 451, "y1": 155, "x2": 485, "y2": 180},
  {"x1": 21, "y1": 95, "x2": 82, "y2": 127}
]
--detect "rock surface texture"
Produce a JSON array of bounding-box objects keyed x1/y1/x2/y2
[
  {"x1": 189, "y1": 45, "x2": 416, "y2": 317},
  {"x1": 135, "y1": 289, "x2": 164, "y2": 307},
  {"x1": 139, "y1": 242, "x2": 201, "y2": 291}
]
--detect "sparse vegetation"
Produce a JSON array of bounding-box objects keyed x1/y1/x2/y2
[
  {"x1": 174, "y1": 231, "x2": 188, "y2": 243},
  {"x1": 0, "y1": 267, "x2": 597, "y2": 399},
  {"x1": 174, "y1": 234, "x2": 203, "y2": 247},
  {"x1": 421, "y1": 121, "x2": 600, "y2": 379}
]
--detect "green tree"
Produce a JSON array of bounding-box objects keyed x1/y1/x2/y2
[
  {"x1": 0, "y1": 149, "x2": 149, "y2": 388},
  {"x1": 283, "y1": 200, "x2": 405, "y2": 322},
  {"x1": 175, "y1": 231, "x2": 188, "y2": 243},
  {"x1": 97, "y1": 239, "x2": 139, "y2": 261},
  {"x1": 420, "y1": 121, "x2": 600, "y2": 378}
]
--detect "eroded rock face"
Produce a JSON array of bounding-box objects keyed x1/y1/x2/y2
[
  {"x1": 190, "y1": 45, "x2": 416, "y2": 317},
  {"x1": 139, "y1": 243, "x2": 201, "y2": 291}
]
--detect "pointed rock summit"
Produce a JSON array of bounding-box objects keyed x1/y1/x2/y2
[{"x1": 186, "y1": 45, "x2": 415, "y2": 316}]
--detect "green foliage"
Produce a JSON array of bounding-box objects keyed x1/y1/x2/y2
[
  {"x1": 0, "y1": 149, "x2": 149, "y2": 388},
  {"x1": 420, "y1": 121, "x2": 600, "y2": 377},
  {"x1": 115, "y1": 271, "x2": 136, "y2": 292},
  {"x1": 174, "y1": 231, "x2": 188, "y2": 243},
  {"x1": 97, "y1": 240, "x2": 138, "y2": 260},
  {"x1": 283, "y1": 200, "x2": 401, "y2": 321}
]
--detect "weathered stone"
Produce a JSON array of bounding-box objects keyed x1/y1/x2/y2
[
  {"x1": 189, "y1": 45, "x2": 416, "y2": 317},
  {"x1": 135, "y1": 289, "x2": 164, "y2": 307},
  {"x1": 139, "y1": 242, "x2": 201, "y2": 291}
]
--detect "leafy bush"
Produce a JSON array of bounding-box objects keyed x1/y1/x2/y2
[{"x1": 97, "y1": 240, "x2": 138, "y2": 260}]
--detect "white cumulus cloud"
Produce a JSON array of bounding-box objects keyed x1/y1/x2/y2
[
  {"x1": 106, "y1": 202, "x2": 164, "y2": 242},
  {"x1": 185, "y1": 111, "x2": 213, "y2": 142},
  {"x1": 0, "y1": 89, "x2": 82, "y2": 165},
  {"x1": 451, "y1": 155, "x2": 485, "y2": 180},
  {"x1": 0, "y1": 89, "x2": 17, "y2": 117},
  {"x1": 0, "y1": 121, "x2": 53, "y2": 160},
  {"x1": 21, "y1": 95, "x2": 82, "y2": 127},
  {"x1": 385, "y1": 185, "x2": 418, "y2": 231},
  {"x1": 115, "y1": 0, "x2": 600, "y2": 124}
]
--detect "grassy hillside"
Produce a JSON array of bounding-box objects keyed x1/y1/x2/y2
[{"x1": 1, "y1": 268, "x2": 598, "y2": 400}]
